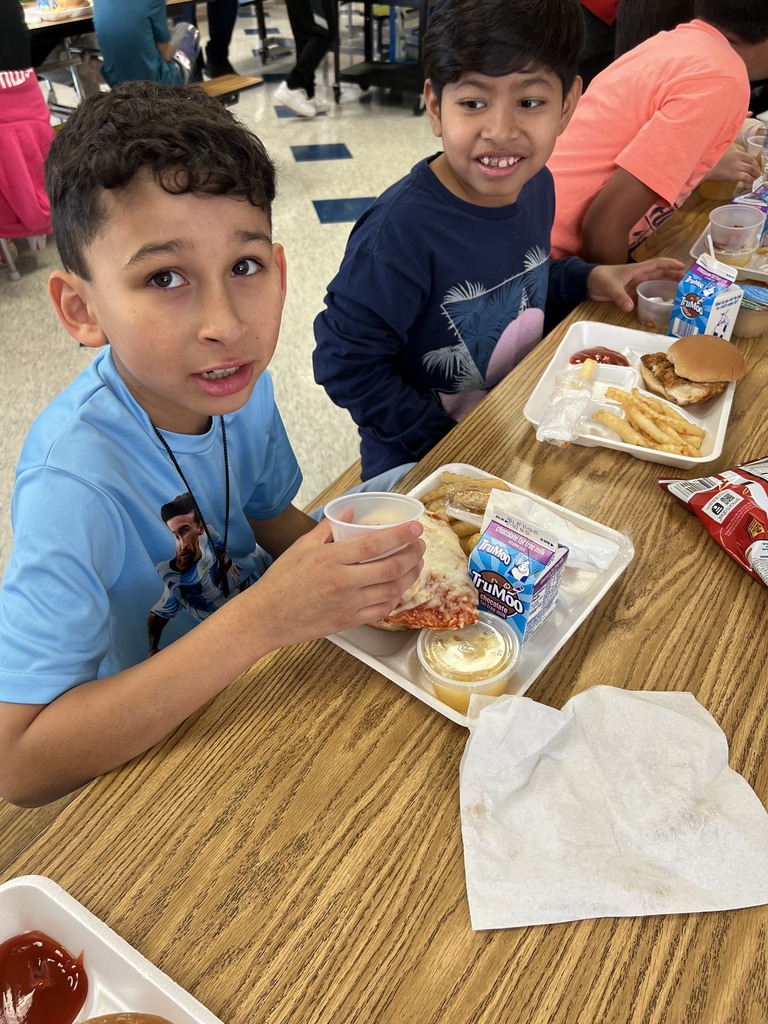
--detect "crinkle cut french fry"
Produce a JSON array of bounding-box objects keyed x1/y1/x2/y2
[
  {"x1": 592, "y1": 409, "x2": 650, "y2": 447},
  {"x1": 630, "y1": 389, "x2": 706, "y2": 439},
  {"x1": 579, "y1": 357, "x2": 599, "y2": 381},
  {"x1": 419, "y1": 485, "x2": 451, "y2": 505},
  {"x1": 604, "y1": 386, "x2": 705, "y2": 451},
  {"x1": 450, "y1": 520, "x2": 477, "y2": 537},
  {"x1": 624, "y1": 401, "x2": 683, "y2": 446},
  {"x1": 608, "y1": 383, "x2": 705, "y2": 441},
  {"x1": 461, "y1": 532, "x2": 481, "y2": 554}
]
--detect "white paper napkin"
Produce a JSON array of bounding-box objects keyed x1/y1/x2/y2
[{"x1": 460, "y1": 686, "x2": 768, "y2": 930}]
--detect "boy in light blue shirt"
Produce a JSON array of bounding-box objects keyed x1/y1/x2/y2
[{"x1": 0, "y1": 83, "x2": 425, "y2": 807}]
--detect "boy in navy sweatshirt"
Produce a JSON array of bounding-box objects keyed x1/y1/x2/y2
[{"x1": 313, "y1": 0, "x2": 683, "y2": 481}]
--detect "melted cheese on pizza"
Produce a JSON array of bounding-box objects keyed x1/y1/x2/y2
[{"x1": 374, "y1": 512, "x2": 479, "y2": 630}]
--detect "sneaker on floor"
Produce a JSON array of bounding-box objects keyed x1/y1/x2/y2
[
  {"x1": 171, "y1": 23, "x2": 201, "y2": 84},
  {"x1": 274, "y1": 80, "x2": 316, "y2": 117},
  {"x1": 311, "y1": 94, "x2": 331, "y2": 114}
]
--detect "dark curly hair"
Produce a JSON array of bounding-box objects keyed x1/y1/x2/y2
[
  {"x1": 45, "y1": 81, "x2": 277, "y2": 280},
  {"x1": 423, "y1": 0, "x2": 585, "y2": 105}
]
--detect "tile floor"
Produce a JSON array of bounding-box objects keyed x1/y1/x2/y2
[{"x1": 0, "y1": 2, "x2": 438, "y2": 573}]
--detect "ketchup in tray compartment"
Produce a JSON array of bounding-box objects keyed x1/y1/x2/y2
[
  {"x1": 0, "y1": 930, "x2": 88, "y2": 1024},
  {"x1": 569, "y1": 347, "x2": 630, "y2": 366}
]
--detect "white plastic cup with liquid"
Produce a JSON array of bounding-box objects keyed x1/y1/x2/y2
[
  {"x1": 708, "y1": 204, "x2": 766, "y2": 266},
  {"x1": 323, "y1": 491, "x2": 424, "y2": 556}
]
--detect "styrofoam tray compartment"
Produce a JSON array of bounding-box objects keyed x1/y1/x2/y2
[
  {"x1": 327, "y1": 464, "x2": 633, "y2": 727},
  {"x1": 523, "y1": 322, "x2": 735, "y2": 468},
  {"x1": 38, "y1": 5, "x2": 93, "y2": 20},
  {"x1": 0, "y1": 875, "x2": 223, "y2": 1023},
  {"x1": 690, "y1": 225, "x2": 768, "y2": 282}
]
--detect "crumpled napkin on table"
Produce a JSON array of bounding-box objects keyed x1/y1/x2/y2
[{"x1": 460, "y1": 686, "x2": 768, "y2": 931}]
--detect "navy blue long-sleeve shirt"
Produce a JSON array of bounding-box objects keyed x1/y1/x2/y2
[{"x1": 313, "y1": 156, "x2": 594, "y2": 479}]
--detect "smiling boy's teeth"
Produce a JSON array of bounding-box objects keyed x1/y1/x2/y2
[
  {"x1": 480, "y1": 156, "x2": 518, "y2": 168},
  {"x1": 202, "y1": 366, "x2": 240, "y2": 380}
]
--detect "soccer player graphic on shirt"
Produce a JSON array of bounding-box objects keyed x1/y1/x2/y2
[{"x1": 146, "y1": 491, "x2": 248, "y2": 656}]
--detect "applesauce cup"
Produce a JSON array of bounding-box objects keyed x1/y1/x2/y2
[{"x1": 417, "y1": 611, "x2": 520, "y2": 714}]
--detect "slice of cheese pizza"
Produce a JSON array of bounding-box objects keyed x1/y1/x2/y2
[{"x1": 373, "y1": 512, "x2": 479, "y2": 630}]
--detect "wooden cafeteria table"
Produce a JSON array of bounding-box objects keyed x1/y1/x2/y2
[{"x1": 2, "y1": 196, "x2": 767, "y2": 1024}]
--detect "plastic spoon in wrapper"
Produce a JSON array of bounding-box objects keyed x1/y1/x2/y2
[{"x1": 535, "y1": 358, "x2": 598, "y2": 448}]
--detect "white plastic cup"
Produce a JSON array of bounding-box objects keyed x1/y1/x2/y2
[
  {"x1": 746, "y1": 134, "x2": 765, "y2": 157},
  {"x1": 636, "y1": 279, "x2": 677, "y2": 331},
  {"x1": 708, "y1": 204, "x2": 765, "y2": 260},
  {"x1": 323, "y1": 491, "x2": 424, "y2": 556}
]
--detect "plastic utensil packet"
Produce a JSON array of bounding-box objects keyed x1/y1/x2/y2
[
  {"x1": 478, "y1": 488, "x2": 627, "y2": 571},
  {"x1": 535, "y1": 358, "x2": 597, "y2": 447},
  {"x1": 659, "y1": 455, "x2": 768, "y2": 586}
]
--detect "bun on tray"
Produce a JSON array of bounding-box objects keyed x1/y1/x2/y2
[
  {"x1": 80, "y1": 1015, "x2": 175, "y2": 1023},
  {"x1": 639, "y1": 335, "x2": 745, "y2": 406}
]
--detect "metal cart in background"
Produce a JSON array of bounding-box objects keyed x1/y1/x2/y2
[{"x1": 332, "y1": 1, "x2": 433, "y2": 114}]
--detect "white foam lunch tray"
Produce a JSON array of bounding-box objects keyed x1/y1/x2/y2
[
  {"x1": 327, "y1": 464, "x2": 633, "y2": 727},
  {"x1": 0, "y1": 874, "x2": 223, "y2": 1023},
  {"x1": 523, "y1": 322, "x2": 735, "y2": 469},
  {"x1": 690, "y1": 225, "x2": 768, "y2": 283},
  {"x1": 38, "y1": 5, "x2": 94, "y2": 20}
]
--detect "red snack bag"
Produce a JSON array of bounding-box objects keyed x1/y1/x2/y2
[{"x1": 659, "y1": 456, "x2": 768, "y2": 587}]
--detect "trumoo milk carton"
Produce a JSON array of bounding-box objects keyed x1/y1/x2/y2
[
  {"x1": 467, "y1": 509, "x2": 568, "y2": 645},
  {"x1": 669, "y1": 254, "x2": 743, "y2": 341}
]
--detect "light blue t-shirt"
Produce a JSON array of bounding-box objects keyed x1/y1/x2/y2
[{"x1": 0, "y1": 349, "x2": 301, "y2": 704}]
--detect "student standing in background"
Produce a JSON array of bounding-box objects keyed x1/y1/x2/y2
[{"x1": 274, "y1": 0, "x2": 337, "y2": 118}]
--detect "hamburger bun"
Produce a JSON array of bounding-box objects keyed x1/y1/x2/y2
[
  {"x1": 639, "y1": 335, "x2": 745, "y2": 406},
  {"x1": 80, "y1": 1015, "x2": 175, "y2": 1024},
  {"x1": 667, "y1": 335, "x2": 746, "y2": 382}
]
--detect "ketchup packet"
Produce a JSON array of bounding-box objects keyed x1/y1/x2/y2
[{"x1": 659, "y1": 456, "x2": 768, "y2": 586}]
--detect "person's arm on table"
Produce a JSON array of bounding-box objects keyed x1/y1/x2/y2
[
  {"x1": 248, "y1": 503, "x2": 317, "y2": 558},
  {"x1": 0, "y1": 517, "x2": 424, "y2": 807},
  {"x1": 581, "y1": 168, "x2": 660, "y2": 264}
]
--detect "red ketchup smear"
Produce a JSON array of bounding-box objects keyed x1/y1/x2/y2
[
  {"x1": 569, "y1": 346, "x2": 630, "y2": 366},
  {"x1": 0, "y1": 930, "x2": 88, "y2": 1024}
]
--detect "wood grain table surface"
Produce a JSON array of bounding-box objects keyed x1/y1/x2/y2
[{"x1": 2, "y1": 190, "x2": 767, "y2": 1024}]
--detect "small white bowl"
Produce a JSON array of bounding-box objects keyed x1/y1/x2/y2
[{"x1": 636, "y1": 280, "x2": 677, "y2": 332}]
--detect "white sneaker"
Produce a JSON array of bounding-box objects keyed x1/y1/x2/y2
[
  {"x1": 274, "y1": 80, "x2": 316, "y2": 118},
  {"x1": 311, "y1": 94, "x2": 331, "y2": 114}
]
